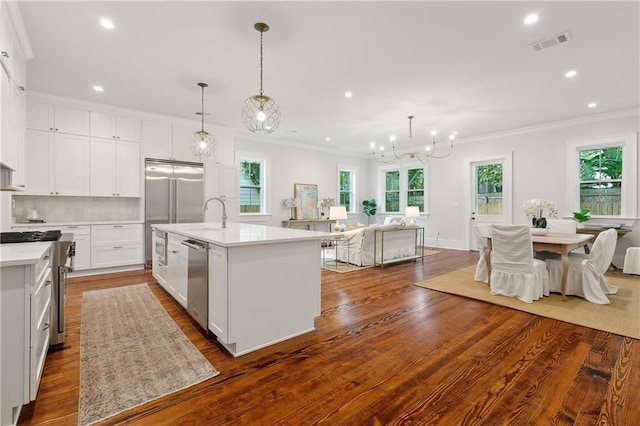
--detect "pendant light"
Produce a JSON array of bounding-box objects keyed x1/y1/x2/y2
[
  {"x1": 241, "y1": 22, "x2": 281, "y2": 134},
  {"x1": 188, "y1": 82, "x2": 215, "y2": 158}
]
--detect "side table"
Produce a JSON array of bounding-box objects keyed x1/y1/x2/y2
[{"x1": 322, "y1": 233, "x2": 350, "y2": 269}]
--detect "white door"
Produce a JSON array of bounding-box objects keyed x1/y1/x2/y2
[{"x1": 466, "y1": 154, "x2": 512, "y2": 250}]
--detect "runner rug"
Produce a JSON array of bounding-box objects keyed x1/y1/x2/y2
[
  {"x1": 415, "y1": 266, "x2": 639, "y2": 339},
  {"x1": 79, "y1": 283, "x2": 219, "y2": 425}
]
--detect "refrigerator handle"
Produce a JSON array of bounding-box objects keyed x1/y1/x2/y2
[{"x1": 169, "y1": 177, "x2": 176, "y2": 223}]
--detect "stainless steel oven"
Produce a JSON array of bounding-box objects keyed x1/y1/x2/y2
[{"x1": 155, "y1": 230, "x2": 168, "y2": 266}]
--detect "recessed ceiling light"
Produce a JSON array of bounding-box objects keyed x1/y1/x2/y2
[
  {"x1": 100, "y1": 18, "x2": 114, "y2": 29},
  {"x1": 325, "y1": 137, "x2": 331, "y2": 142},
  {"x1": 93, "y1": 85, "x2": 104, "y2": 92},
  {"x1": 524, "y1": 14, "x2": 539, "y2": 25},
  {"x1": 587, "y1": 102, "x2": 597, "y2": 108},
  {"x1": 344, "y1": 91, "x2": 353, "y2": 98},
  {"x1": 565, "y1": 70, "x2": 577, "y2": 78}
]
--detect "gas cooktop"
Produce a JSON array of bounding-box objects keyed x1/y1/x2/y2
[{"x1": 0, "y1": 230, "x2": 62, "y2": 244}]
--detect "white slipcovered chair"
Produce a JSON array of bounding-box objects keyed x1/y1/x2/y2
[
  {"x1": 623, "y1": 247, "x2": 640, "y2": 275},
  {"x1": 547, "y1": 219, "x2": 577, "y2": 234},
  {"x1": 545, "y1": 228, "x2": 618, "y2": 304},
  {"x1": 489, "y1": 224, "x2": 550, "y2": 303},
  {"x1": 473, "y1": 224, "x2": 490, "y2": 283}
]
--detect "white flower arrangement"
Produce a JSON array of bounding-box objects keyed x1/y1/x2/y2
[{"x1": 523, "y1": 199, "x2": 558, "y2": 228}]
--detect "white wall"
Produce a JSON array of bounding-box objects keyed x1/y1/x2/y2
[
  {"x1": 234, "y1": 136, "x2": 373, "y2": 228},
  {"x1": 415, "y1": 109, "x2": 639, "y2": 249}
]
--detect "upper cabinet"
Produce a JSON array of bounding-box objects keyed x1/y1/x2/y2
[
  {"x1": 142, "y1": 120, "x2": 202, "y2": 162},
  {"x1": 90, "y1": 138, "x2": 140, "y2": 197},
  {"x1": 27, "y1": 101, "x2": 90, "y2": 136},
  {"x1": 90, "y1": 112, "x2": 141, "y2": 142}
]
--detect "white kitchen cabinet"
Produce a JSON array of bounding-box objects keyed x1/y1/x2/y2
[
  {"x1": 53, "y1": 225, "x2": 91, "y2": 271},
  {"x1": 24, "y1": 130, "x2": 90, "y2": 196},
  {"x1": 91, "y1": 223, "x2": 143, "y2": 269},
  {"x1": 90, "y1": 138, "x2": 140, "y2": 197},
  {"x1": 1, "y1": 243, "x2": 53, "y2": 426},
  {"x1": 26, "y1": 101, "x2": 90, "y2": 136},
  {"x1": 204, "y1": 164, "x2": 238, "y2": 223},
  {"x1": 208, "y1": 243, "x2": 228, "y2": 342},
  {"x1": 167, "y1": 237, "x2": 188, "y2": 308},
  {"x1": 1, "y1": 63, "x2": 18, "y2": 170},
  {"x1": 90, "y1": 111, "x2": 141, "y2": 142},
  {"x1": 142, "y1": 120, "x2": 201, "y2": 162},
  {"x1": 152, "y1": 230, "x2": 169, "y2": 288}
]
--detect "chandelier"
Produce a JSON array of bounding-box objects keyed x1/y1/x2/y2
[
  {"x1": 241, "y1": 22, "x2": 281, "y2": 134},
  {"x1": 371, "y1": 115, "x2": 456, "y2": 164},
  {"x1": 188, "y1": 82, "x2": 215, "y2": 158}
]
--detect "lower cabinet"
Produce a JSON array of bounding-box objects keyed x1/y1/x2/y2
[
  {"x1": 90, "y1": 223, "x2": 143, "y2": 269},
  {"x1": 1, "y1": 244, "x2": 53, "y2": 426},
  {"x1": 167, "y1": 238, "x2": 188, "y2": 308}
]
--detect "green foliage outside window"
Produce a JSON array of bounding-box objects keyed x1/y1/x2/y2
[
  {"x1": 385, "y1": 170, "x2": 400, "y2": 212},
  {"x1": 240, "y1": 160, "x2": 261, "y2": 213},
  {"x1": 579, "y1": 147, "x2": 623, "y2": 215},
  {"x1": 339, "y1": 170, "x2": 352, "y2": 212},
  {"x1": 407, "y1": 168, "x2": 424, "y2": 211}
]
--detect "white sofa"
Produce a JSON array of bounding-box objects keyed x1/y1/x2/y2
[{"x1": 335, "y1": 223, "x2": 420, "y2": 266}]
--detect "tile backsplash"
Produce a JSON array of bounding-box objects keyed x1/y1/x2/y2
[{"x1": 13, "y1": 196, "x2": 141, "y2": 223}]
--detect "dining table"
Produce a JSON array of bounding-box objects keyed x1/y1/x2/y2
[{"x1": 485, "y1": 232, "x2": 594, "y2": 301}]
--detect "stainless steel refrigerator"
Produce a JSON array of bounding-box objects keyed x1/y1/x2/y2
[{"x1": 144, "y1": 158, "x2": 204, "y2": 268}]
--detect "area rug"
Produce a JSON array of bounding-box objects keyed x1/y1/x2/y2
[
  {"x1": 79, "y1": 284, "x2": 219, "y2": 425},
  {"x1": 414, "y1": 266, "x2": 640, "y2": 339}
]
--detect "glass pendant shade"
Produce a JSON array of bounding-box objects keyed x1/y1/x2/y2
[
  {"x1": 188, "y1": 129, "x2": 215, "y2": 157},
  {"x1": 242, "y1": 22, "x2": 280, "y2": 135},
  {"x1": 241, "y1": 94, "x2": 281, "y2": 134},
  {"x1": 190, "y1": 82, "x2": 215, "y2": 157}
]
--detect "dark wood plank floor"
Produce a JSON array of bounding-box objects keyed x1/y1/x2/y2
[{"x1": 18, "y1": 249, "x2": 640, "y2": 425}]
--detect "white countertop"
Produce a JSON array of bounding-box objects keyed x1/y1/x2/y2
[
  {"x1": 153, "y1": 222, "x2": 329, "y2": 247},
  {"x1": 11, "y1": 220, "x2": 143, "y2": 228},
  {"x1": 0, "y1": 241, "x2": 52, "y2": 267}
]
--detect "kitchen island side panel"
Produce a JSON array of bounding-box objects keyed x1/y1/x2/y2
[{"x1": 223, "y1": 239, "x2": 321, "y2": 356}]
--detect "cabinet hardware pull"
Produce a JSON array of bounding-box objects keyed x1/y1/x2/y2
[
  {"x1": 43, "y1": 255, "x2": 50, "y2": 260},
  {"x1": 1, "y1": 51, "x2": 9, "y2": 58},
  {"x1": 18, "y1": 86, "x2": 25, "y2": 91},
  {"x1": 113, "y1": 225, "x2": 123, "y2": 228},
  {"x1": 68, "y1": 226, "x2": 77, "y2": 228},
  {"x1": 172, "y1": 250, "x2": 179, "y2": 254},
  {"x1": 113, "y1": 246, "x2": 123, "y2": 249},
  {"x1": 45, "y1": 280, "x2": 52, "y2": 286},
  {"x1": 43, "y1": 323, "x2": 50, "y2": 331},
  {"x1": 55, "y1": 128, "x2": 59, "y2": 131},
  {"x1": 18, "y1": 184, "x2": 25, "y2": 187}
]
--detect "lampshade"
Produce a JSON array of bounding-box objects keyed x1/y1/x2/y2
[
  {"x1": 241, "y1": 22, "x2": 281, "y2": 134},
  {"x1": 189, "y1": 82, "x2": 215, "y2": 157},
  {"x1": 405, "y1": 206, "x2": 420, "y2": 218},
  {"x1": 329, "y1": 206, "x2": 348, "y2": 220}
]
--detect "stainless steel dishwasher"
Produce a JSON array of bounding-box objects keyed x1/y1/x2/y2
[{"x1": 181, "y1": 239, "x2": 209, "y2": 330}]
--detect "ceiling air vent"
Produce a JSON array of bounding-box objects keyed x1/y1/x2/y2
[{"x1": 529, "y1": 31, "x2": 572, "y2": 52}]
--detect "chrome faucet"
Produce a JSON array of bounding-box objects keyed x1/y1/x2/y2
[{"x1": 202, "y1": 196, "x2": 227, "y2": 229}]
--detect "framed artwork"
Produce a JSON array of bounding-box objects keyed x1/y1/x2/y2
[{"x1": 294, "y1": 183, "x2": 319, "y2": 220}]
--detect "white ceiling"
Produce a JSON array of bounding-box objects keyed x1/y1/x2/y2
[{"x1": 18, "y1": 1, "x2": 640, "y2": 155}]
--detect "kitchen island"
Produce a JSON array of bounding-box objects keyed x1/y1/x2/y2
[{"x1": 151, "y1": 222, "x2": 327, "y2": 357}]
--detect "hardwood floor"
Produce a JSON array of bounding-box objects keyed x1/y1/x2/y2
[{"x1": 18, "y1": 249, "x2": 639, "y2": 425}]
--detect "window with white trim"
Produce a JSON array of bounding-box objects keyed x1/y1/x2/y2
[
  {"x1": 238, "y1": 156, "x2": 266, "y2": 215},
  {"x1": 565, "y1": 134, "x2": 637, "y2": 218},
  {"x1": 382, "y1": 165, "x2": 427, "y2": 213},
  {"x1": 338, "y1": 167, "x2": 356, "y2": 213}
]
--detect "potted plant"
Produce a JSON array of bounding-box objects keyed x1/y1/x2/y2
[
  {"x1": 362, "y1": 199, "x2": 377, "y2": 225},
  {"x1": 572, "y1": 208, "x2": 590, "y2": 228}
]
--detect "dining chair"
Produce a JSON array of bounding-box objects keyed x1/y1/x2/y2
[
  {"x1": 489, "y1": 224, "x2": 550, "y2": 303},
  {"x1": 545, "y1": 228, "x2": 618, "y2": 304},
  {"x1": 473, "y1": 224, "x2": 490, "y2": 283},
  {"x1": 547, "y1": 219, "x2": 577, "y2": 233}
]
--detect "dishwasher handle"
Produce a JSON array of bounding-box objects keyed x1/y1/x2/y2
[{"x1": 181, "y1": 240, "x2": 209, "y2": 251}]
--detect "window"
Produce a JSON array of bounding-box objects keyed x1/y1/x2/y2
[
  {"x1": 385, "y1": 170, "x2": 400, "y2": 212},
  {"x1": 407, "y1": 168, "x2": 425, "y2": 212},
  {"x1": 579, "y1": 147, "x2": 622, "y2": 215},
  {"x1": 338, "y1": 166, "x2": 357, "y2": 213},
  {"x1": 381, "y1": 165, "x2": 428, "y2": 213},
  {"x1": 565, "y1": 134, "x2": 637, "y2": 218},
  {"x1": 238, "y1": 157, "x2": 265, "y2": 214}
]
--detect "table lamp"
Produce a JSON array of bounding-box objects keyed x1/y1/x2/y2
[
  {"x1": 405, "y1": 206, "x2": 420, "y2": 225},
  {"x1": 329, "y1": 206, "x2": 348, "y2": 232}
]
